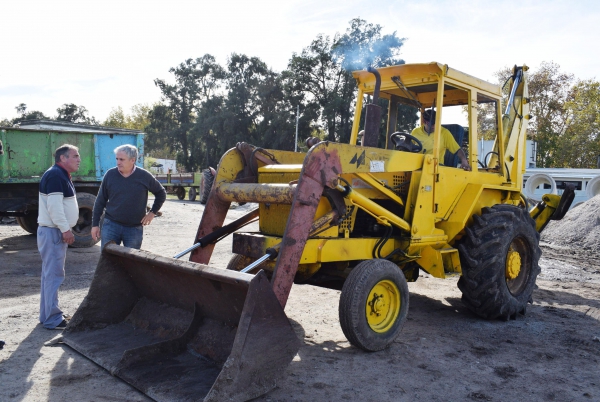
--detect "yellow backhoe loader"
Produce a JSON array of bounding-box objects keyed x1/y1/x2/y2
[{"x1": 61, "y1": 62, "x2": 573, "y2": 401}]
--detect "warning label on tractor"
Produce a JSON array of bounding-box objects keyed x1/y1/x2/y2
[{"x1": 370, "y1": 160, "x2": 384, "y2": 172}]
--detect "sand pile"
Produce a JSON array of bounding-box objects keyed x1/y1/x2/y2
[{"x1": 540, "y1": 194, "x2": 600, "y2": 253}]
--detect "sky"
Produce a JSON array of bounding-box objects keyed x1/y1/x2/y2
[{"x1": 1, "y1": 0, "x2": 599, "y2": 123}]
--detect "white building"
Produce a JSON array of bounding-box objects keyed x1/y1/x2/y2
[{"x1": 148, "y1": 158, "x2": 177, "y2": 174}]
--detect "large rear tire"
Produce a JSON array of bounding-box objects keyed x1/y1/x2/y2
[
  {"x1": 339, "y1": 259, "x2": 409, "y2": 352},
  {"x1": 199, "y1": 169, "x2": 214, "y2": 204},
  {"x1": 457, "y1": 204, "x2": 541, "y2": 320},
  {"x1": 16, "y1": 213, "x2": 38, "y2": 234},
  {"x1": 71, "y1": 192, "x2": 100, "y2": 248}
]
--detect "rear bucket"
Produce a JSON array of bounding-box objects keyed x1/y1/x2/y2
[{"x1": 62, "y1": 244, "x2": 301, "y2": 402}]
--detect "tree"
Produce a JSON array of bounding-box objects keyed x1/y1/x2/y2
[
  {"x1": 103, "y1": 106, "x2": 127, "y2": 128},
  {"x1": 332, "y1": 18, "x2": 405, "y2": 71},
  {"x1": 286, "y1": 18, "x2": 408, "y2": 145},
  {"x1": 191, "y1": 53, "x2": 299, "y2": 169},
  {"x1": 151, "y1": 55, "x2": 225, "y2": 171},
  {"x1": 8, "y1": 103, "x2": 48, "y2": 126},
  {"x1": 287, "y1": 34, "x2": 346, "y2": 143},
  {"x1": 56, "y1": 103, "x2": 98, "y2": 124},
  {"x1": 494, "y1": 62, "x2": 573, "y2": 167},
  {"x1": 557, "y1": 79, "x2": 600, "y2": 168},
  {"x1": 103, "y1": 104, "x2": 152, "y2": 131}
]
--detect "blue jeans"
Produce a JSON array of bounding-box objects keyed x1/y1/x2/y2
[
  {"x1": 38, "y1": 226, "x2": 68, "y2": 329},
  {"x1": 101, "y1": 218, "x2": 144, "y2": 250}
]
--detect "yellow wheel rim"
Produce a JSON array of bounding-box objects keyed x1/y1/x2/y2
[
  {"x1": 505, "y1": 247, "x2": 522, "y2": 280},
  {"x1": 365, "y1": 280, "x2": 401, "y2": 333}
]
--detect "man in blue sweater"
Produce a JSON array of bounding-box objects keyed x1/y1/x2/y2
[
  {"x1": 91, "y1": 144, "x2": 166, "y2": 250},
  {"x1": 38, "y1": 144, "x2": 80, "y2": 329}
]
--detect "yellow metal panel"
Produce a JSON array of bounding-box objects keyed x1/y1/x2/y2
[
  {"x1": 258, "y1": 170, "x2": 302, "y2": 236},
  {"x1": 410, "y1": 154, "x2": 437, "y2": 237},
  {"x1": 441, "y1": 248, "x2": 462, "y2": 274},
  {"x1": 234, "y1": 233, "x2": 401, "y2": 264},
  {"x1": 259, "y1": 204, "x2": 292, "y2": 236},
  {"x1": 260, "y1": 149, "x2": 307, "y2": 165},
  {"x1": 354, "y1": 173, "x2": 404, "y2": 206},
  {"x1": 302, "y1": 237, "x2": 399, "y2": 263},
  {"x1": 259, "y1": 196, "x2": 337, "y2": 237},
  {"x1": 344, "y1": 187, "x2": 410, "y2": 232},
  {"x1": 215, "y1": 148, "x2": 247, "y2": 182},
  {"x1": 438, "y1": 184, "x2": 482, "y2": 241},
  {"x1": 258, "y1": 164, "x2": 302, "y2": 174},
  {"x1": 351, "y1": 62, "x2": 501, "y2": 101},
  {"x1": 416, "y1": 246, "x2": 445, "y2": 278}
]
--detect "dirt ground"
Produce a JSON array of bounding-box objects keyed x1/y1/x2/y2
[{"x1": 1, "y1": 197, "x2": 599, "y2": 402}]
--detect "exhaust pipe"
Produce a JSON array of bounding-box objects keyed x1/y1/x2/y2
[{"x1": 362, "y1": 66, "x2": 382, "y2": 148}]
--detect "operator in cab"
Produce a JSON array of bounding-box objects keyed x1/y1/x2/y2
[{"x1": 411, "y1": 110, "x2": 471, "y2": 171}]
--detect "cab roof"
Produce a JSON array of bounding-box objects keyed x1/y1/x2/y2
[{"x1": 352, "y1": 62, "x2": 502, "y2": 106}]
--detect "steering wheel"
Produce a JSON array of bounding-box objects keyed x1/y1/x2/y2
[{"x1": 390, "y1": 132, "x2": 423, "y2": 153}]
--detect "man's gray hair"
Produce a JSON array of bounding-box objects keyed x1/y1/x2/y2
[
  {"x1": 54, "y1": 144, "x2": 79, "y2": 163},
  {"x1": 114, "y1": 144, "x2": 138, "y2": 160}
]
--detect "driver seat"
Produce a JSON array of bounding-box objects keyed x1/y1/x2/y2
[{"x1": 441, "y1": 124, "x2": 465, "y2": 167}]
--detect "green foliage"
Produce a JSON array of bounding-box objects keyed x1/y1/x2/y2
[
  {"x1": 494, "y1": 62, "x2": 573, "y2": 167},
  {"x1": 487, "y1": 61, "x2": 600, "y2": 168},
  {"x1": 285, "y1": 18, "x2": 409, "y2": 146},
  {"x1": 151, "y1": 55, "x2": 225, "y2": 171},
  {"x1": 103, "y1": 104, "x2": 152, "y2": 131},
  {"x1": 56, "y1": 103, "x2": 98, "y2": 125},
  {"x1": 141, "y1": 18, "x2": 412, "y2": 170},
  {"x1": 557, "y1": 79, "x2": 600, "y2": 168},
  {"x1": 4, "y1": 103, "x2": 49, "y2": 126}
]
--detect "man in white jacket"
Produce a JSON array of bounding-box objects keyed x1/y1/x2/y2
[{"x1": 37, "y1": 144, "x2": 80, "y2": 330}]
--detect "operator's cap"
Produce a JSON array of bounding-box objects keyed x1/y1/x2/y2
[{"x1": 422, "y1": 109, "x2": 436, "y2": 122}]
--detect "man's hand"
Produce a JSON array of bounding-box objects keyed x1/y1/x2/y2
[
  {"x1": 457, "y1": 149, "x2": 472, "y2": 171},
  {"x1": 141, "y1": 211, "x2": 156, "y2": 226},
  {"x1": 62, "y1": 230, "x2": 75, "y2": 245},
  {"x1": 91, "y1": 226, "x2": 100, "y2": 241}
]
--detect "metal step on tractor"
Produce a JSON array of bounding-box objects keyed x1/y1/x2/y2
[{"x1": 60, "y1": 62, "x2": 573, "y2": 401}]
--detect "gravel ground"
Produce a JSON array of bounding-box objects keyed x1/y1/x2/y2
[{"x1": 1, "y1": 197, "x2": 599, "y2": 402}]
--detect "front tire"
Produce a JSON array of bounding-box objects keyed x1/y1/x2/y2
[
  {"x1": 176, "y1": 187, "x2": 185, "y2": 200},
  {"x1": 339, "y1": 259, "x2": 409, "y2": 351},
  {"x1": 457, "y1": 204, "x2": 541, "y2": 319}
]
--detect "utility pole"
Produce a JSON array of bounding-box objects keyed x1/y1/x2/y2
[{"x1": 295, "y1": 105, "x2": 299, "y2": 152}]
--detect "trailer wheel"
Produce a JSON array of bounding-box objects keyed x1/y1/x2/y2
[
  {"x1": 457, "y1": 204, "x2": 541, "y2": 320},
  {"x1": 176, "y1": 187, "x2": 185, "y2": 200},
  {"x1": 71, "y1": 192, "x2": 100, "y2": 248},
  {"x1": 16, "y1": 212, "x2": 38, "y2": 234},
  {"x1": 188, "y1": 187, "x2": 197, "y2": 201},
  {"x1": 339, "y1": 259, "x2": 409, "y2": 352},
  {"x1": 199, "y1": 169, "x2": 214, "y2": 204}
]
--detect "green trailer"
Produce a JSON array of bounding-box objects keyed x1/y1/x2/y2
[
  {"x1": 0, "y1": 122, "x2": 144, "y2": 247},
  {"x1": 155, "y1": 167, "x2": 215, "y2": 204}
]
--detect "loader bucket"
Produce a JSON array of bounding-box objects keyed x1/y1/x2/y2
[{"x1": 62, "y1": 244, "x2": 301, "y2": 402}]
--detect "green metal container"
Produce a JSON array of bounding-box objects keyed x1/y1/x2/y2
[{"x1": 0, "y1": 124, "x2": 144, "y2": 247}]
